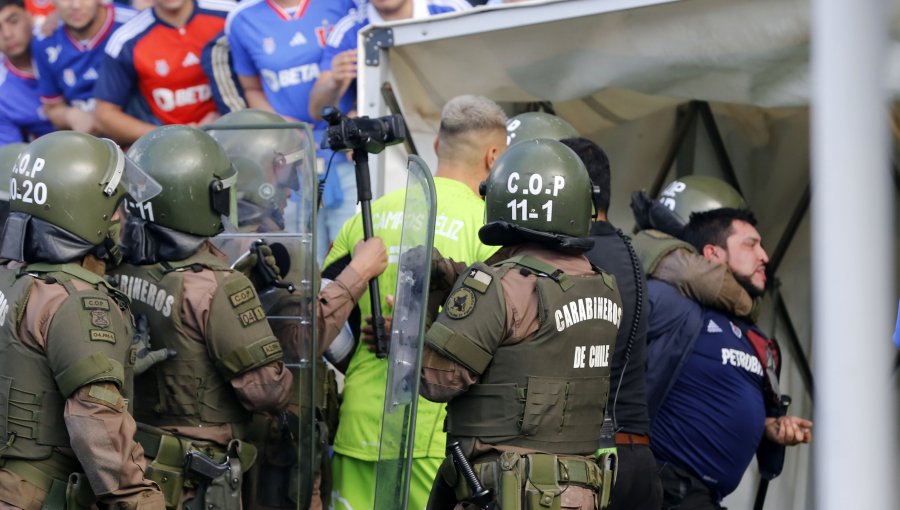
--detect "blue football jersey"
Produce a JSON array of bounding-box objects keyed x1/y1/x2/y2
[
  {"x1": 0, "y1": 59, "x2": 55, "y2": 145},
  {"x1": 321, "y1": 0, "x2": 470, "y2": 72},
  {"x1": 225, "y1": 0, "x2": 356, "y2": 124},
  {"x1": 32, "y1": 4, "x2": 136, "y2": 111}
]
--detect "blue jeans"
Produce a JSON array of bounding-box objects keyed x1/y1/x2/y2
[{"x1": 317, "y1": 162, "x2": 357, "y2": 265}]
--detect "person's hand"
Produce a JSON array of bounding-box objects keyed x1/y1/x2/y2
[
  {"x1": 331, "y1": 50, "x2": 358, "y2": 86},
  {"x1": 764, "y1": 415, "x2": 813, "y2": 445},
  {"x1": 233, "y1": 241, "x2": 281, "y2": 290},
  {"x1": 362, "y1": 313, "x2": 393, "y2": 354},
  {"x1": 348, "y1": 237, "x2": 388, "y2": 282},
  {"x1": 65, "y1": 108, "x2": 98, "y2": 134}
]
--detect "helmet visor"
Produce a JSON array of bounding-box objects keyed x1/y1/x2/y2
[
  {"x1": 210, "y1": 170, "x2": 239, "y2": 232},
  {"x1": 272, "y1": 148, "x2": 305, "y2": 191},
  {"x1": 102, "y1": 139, "x2": 162, "y2": 203}
]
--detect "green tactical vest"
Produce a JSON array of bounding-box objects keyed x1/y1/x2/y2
[
  {"x1": 630, "y1": 229, "x2": 696, "y2": 275},
  {"x1": 0, "y1": 263, "x2": 132, "y2": 465},
  {"x1": 114, "y1": 251, "x2": 253, "y2": 429},
  {"x1": 444, "y1": 256, "x2": 622, "y2": 455}
]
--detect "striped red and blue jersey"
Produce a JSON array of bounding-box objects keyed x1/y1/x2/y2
[
  {"x1": 0, "y1": 58, "x2": 55, "y2": 145},
  {"x1": 32, "y1": 4, "x2": 136, "y2": 111},
  {"x1": 96, "y1": 0, "x2": 234, "y2": 125}
]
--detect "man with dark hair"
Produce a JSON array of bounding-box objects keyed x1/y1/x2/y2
[
  {"x1": 646, "y1": 207, "x2": 812, "y2": 510},
  {"x1": 561, "y1": 137, "x2": 662, "y2": 510},
  {"x1": 32, "y1": 0, "x2": 135, "y2": 133},
  {"x1": 0, "y1": 0, "x2": 55, "y2": 144}
]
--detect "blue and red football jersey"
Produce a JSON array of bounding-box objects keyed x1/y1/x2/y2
[
  {"x1": 0, "y1": 59, "x2": 55, "y2": 145},
  {"x1": 96, "y1": 0, "x2": 234, "y2": 125},
  {"x1": 32, "y1": 4, "x2": 136, "y2": 111},
  {"x1": 225, "y1": 0, "x2": 356, "y2": 124}
]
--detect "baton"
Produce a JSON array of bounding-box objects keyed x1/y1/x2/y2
[
  {"x1": 448, "y1": 441, "x2": 498, "y2": 510},
  {"x1": 352, "y1": 149, "x2": 388, "y2": 358}
]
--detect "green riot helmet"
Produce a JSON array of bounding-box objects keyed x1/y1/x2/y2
[
  {"x1": 0, "y1": 143, "x2": 26, "y2": 203},
  {"x1": 480, "y1": 139, "x2": 595, "y2": 252},
  {"x1": 126, "y1": 125, "x2": 237, "y2": 237},
  {"x1": 11, "y1": 133, "x2": 160, "y2": 240},
  {"x1": 209, "y1": 109, "x2": 311, "y2": 230},
  {"x1": 657, "y1": 175, "x2": 746, "y2": 229},
  {"x1": 506, "y1": 112, "x2": 579, "y2": 146}
]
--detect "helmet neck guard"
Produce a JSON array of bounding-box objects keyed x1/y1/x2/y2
[{"x1": 0, "y1": 213, "x2": 103, "y2": 264}]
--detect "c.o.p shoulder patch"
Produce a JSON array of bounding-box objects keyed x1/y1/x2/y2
[
  {"x1": 82, "y1": 297, "x2": 109, "y2": 310},
  {"x1": 228, "y1": 286, "x2": 257, "y2": 308},
  {"x1": 445, "y1": 287, "x2": 476, "y2": 320}
]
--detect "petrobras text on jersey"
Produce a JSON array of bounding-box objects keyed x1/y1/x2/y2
[
  {"x1": 151, "y1": 84, "x2": 212, "y2": 112},
  {"x1": 260, "y1": 63, "x2": 319, "y2": 92}
]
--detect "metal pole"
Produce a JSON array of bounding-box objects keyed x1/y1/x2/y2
[{"x1": 812, "y1": 2, "x2": 896, "y2": 510}]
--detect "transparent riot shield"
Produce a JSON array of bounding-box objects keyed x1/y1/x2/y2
[
  {"x1": 204, "y1": 121, "x2": 319, "y2": 510},
  {"x1": 373, "y1": 155, "x2": 437, "y2": 510}
]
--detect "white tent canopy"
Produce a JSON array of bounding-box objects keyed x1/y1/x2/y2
[{"x1": 355, "y1": 1, "x2": 900, "y2": 508}]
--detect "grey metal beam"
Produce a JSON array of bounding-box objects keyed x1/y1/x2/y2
[{"x1": 650, "y1": 101, "x2": 699, "y2": 198}]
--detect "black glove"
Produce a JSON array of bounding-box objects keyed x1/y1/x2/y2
[
  {"x1": 630, "y1": 190, "x2": 686, "y2": 238},
  {"x1": 233, "y1": 240, "x2": 295, "y2": 293}
]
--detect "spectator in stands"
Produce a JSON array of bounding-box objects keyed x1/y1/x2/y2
[
  {"x1": 308, "y1": 0, "x2": 471, "y2": 121},
  {"x1": 226, "y1": 0, "x2": 356, "y2": 123},
  {"x1": 32, "y1": 0, "x2": 135, "y2": 133},
  {"x1": 307, "y1": 0, "x2": 470, "y2": 261},
  {"x1": 0, "y1": 0, "x2": 54, "y2": 145},
  {"x1": 94, "y1": 0, "x2": 233, "y2": 145}
]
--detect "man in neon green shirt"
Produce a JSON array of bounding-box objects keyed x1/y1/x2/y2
[{"x1": 323, "y1": 95, "x2": 508, "y2": 510}]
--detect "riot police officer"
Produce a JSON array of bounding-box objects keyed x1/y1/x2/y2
[
  {"x1": 209, "y1": 109, "x2": 387, "y2": 510},
  {"x1": 631, "y1": 175, "x2": 753, "y2": 315},
  {"x1": 112, "y1": 125, "x2": 293, "y2": 510},
  {"x1": 506, "y1": 111, "x2": 579, "y2": 147},
  {"x1": 420, "y1": 139, "x2": 623, "y2": 509},
  {"x1": 0, "y1": 132, "x2": 165, "y2": 510}
]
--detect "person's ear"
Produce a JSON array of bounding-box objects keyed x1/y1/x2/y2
[
  {"x1": 485, "y1": 145, "x2": 500, "y2": 170},
  {"x1": 703, "y1": 244, "x2": 725, "y2": 263},
  {"x1": 433, "y1": 137, "x2": 440, "y2": 155}
]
